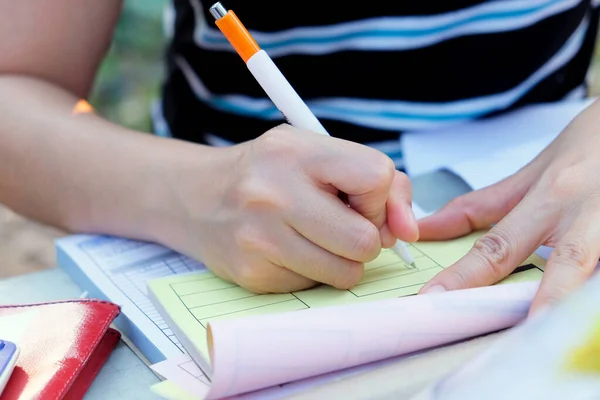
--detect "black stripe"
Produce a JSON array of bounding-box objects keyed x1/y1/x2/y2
[
  {"x1": 161, "y1": 62, "x2": 401, "y2": 144},
  {"x1": 161, "y1": 0, "x2": 598, "y2": 146},
  {"x1": 199, "y1": 0, "x2": 496, "y2": 31},
  {"x1": 175, "y1": 2, "x2": 588, "y2": 102},
  {"x1": 161, "y1": 51, "x2": 587, "y2": 146}
]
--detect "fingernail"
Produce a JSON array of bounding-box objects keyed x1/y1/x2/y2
[{"x1": 422, "y1": 284, "x2": 446, "y2": 294}]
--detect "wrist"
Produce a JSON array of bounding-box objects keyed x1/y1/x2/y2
[{"x1": 140, "y1": 138, "x2": 243, "y2": 250}]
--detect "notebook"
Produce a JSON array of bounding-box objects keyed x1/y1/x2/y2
[
  {"x1": 413, "y1": 271, "x2": 600, "y2": 399},
  {"x1": 56, "y1": 235, "x2": 207, "y2": 364},
  {"x1": 147, "y1": 230, "x2": 547, "y2": 399},
  {"x1": 54, "y1": 204, "x2": 431, "y2": 366},
  {"x1": 0, "y1": 300, "x2": 121, "y2": 399}
]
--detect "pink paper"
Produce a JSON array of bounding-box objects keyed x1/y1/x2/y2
[{"x1": 205, "y1": 281, "x2": 539, "y2": 399}]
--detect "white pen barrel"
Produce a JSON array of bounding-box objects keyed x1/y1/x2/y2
[{"x1": 246, "y1": 50, "x2": 329, "y2": 136}]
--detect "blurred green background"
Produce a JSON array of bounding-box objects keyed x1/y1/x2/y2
[
  {"x1": 89, "y1": 0, "x2": 168, "y2": 133},
  {"x1": 89, "y1": 0, "x2": 600, "y2": 133}
]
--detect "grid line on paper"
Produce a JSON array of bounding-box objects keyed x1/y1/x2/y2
[
  {"x1": 177, "y1": 359, "x2": 211, "y2": 384},
  {"x1": 169, "y1": 247, "x2": 442, "y2": 327},
  {"x1": 172, "y1": 283, "x2": 302, "y2": 329},
  {"x1": 347, "y1": 244, "x2": 444, "y2": 298}
]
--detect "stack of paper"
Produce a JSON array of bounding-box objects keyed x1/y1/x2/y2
[
  {"x1": 145, "y1": 231, "x2": 547, "y2": 399},
  {"x1": 413, "y1": 271, "x2": 600, "y2": 399},
  {"x1": 56, "y1": 235, "x2": 208, "y2": 364},
  {"x1": 142, "y1": 99, "x2": 600, "y2": 399},
  {"x1": 54, "y1": 99, "x2": 599, "y2": 398}
]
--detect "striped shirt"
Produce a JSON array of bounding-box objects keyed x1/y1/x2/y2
[{"x1": 155, "y1": 0, "x2": 600, "y2": 168}]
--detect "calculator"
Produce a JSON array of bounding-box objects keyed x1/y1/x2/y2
[{"x1": 0, "y1": 340, "x2": 19, "y2": 395}]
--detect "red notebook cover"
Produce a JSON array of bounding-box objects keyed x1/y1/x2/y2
[{"x1": 0, "y1": 299, "x2": 121, "y2": 400}]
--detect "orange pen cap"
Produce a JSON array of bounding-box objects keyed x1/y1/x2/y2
[{"x1": 210, "y1": 3, "x2": 261, "y2": 63}]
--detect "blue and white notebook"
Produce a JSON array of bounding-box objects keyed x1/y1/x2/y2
[{"x1": 56, "y1": 235, "x2": 208, "y2": 364}]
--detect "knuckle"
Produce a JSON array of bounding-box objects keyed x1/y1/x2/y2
[
  {"x1": 333, "y1": 261, "x2": 364, "y2": 289},
  {"x1": 233, "y1": 262, "x2": 263, "y2": 292},
  {"x1": 351, "y1": 223, "x2": 381, "y2": 262},
  {"x1": 473, "y1": 232, "x2": 511, "y2": 263},
  {"x1": 446, "y1": 196, "x2": 466, "y2": 210},
  {"x1": 234, "y1": 179, "x2": 265, "y2": 205},
  {"x1": 233, "y1": 223, "x2": 269, "y2": 253},
  {"x1": 544, "y1": 164, "x2": 586, "y2": 200},
  {"x1": 256, "y1": 124, "x2": 297, "y2": 156},
  {"x1": 552, "y1": 240, "x2": 591, "y2": 273},
  {"x1": 472, "y1": 231, "x2": 512, "y2": 278},
  {"x1": 538, "y1": 285, "x2": 571, "y2": 307},
  {"x1": 369, "y1": 154, "x2": 396, "y2": 186},
  {"x1": 527, "y1": 192, "x2": 561, "y2": 222},
  {"x1": 273, "y1": 271, "x2": 316, "y2": 293},
  {"x1": 234, "y1": 178, "x2": 287, "y2": 211},
  {"x1": 444, "y1": 195, "x2": 474, "y2": 216},
  {"x1": 445, "y1": 268, "x2": 472, "y2": 289}
]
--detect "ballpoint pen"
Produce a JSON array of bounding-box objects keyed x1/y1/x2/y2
[{"x1": 209, "y1": 2, "x2": 416, "y2": 268}]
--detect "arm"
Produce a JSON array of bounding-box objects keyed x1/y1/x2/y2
[
  {"x1": 0, "y1": 0, "x2": 417, "y2": 293},
  {"x1": 0, "y1": 76, "x2": 228, "y2": 243},
  {"x1": 0, "y1": 0, "x2": 225, "y2": 243}
]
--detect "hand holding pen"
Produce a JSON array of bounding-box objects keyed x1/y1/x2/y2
[
  {"x1": 209, "y1": 2, "x2": 417, "y2": 268},
  {"x1": 142, "y1": 2, "x2": 419, "y2": 294}
]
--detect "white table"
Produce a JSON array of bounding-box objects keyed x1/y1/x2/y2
[{"x1": 0, "y1": 170, "x2": 474, "y2": 399}]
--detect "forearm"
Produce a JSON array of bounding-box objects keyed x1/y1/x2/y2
[{"x1": 0, "y1": 75, "x2": 226, "y2": 243}]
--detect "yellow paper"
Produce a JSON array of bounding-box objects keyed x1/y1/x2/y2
[
  {"x1": 566, "y1": 318, "x2": 600, "y2": 374},
  {"x1": 150, "y1": 380, "x2": 202, "y2": 400},
  {"x1": 148, "y1": 231, "x2": 546, "y2": 363}
]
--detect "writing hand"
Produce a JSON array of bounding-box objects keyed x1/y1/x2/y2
[{"x1": 164, "y1": 124, "x2": 418, "y2": 293}]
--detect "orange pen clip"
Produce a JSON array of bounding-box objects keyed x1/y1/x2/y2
[{"x1": 210, "y1": 3, "x2": 261, "y2": 63}]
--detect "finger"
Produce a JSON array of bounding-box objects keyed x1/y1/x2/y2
[
  {"x1": 303, "y1": 141, "x2": 396, "y2": 231},
  {"x1": 285, "y1": 184, "x2": 382, "y2": 263},
  {"x1": 419, "y1": 194, "x2": 555, "y2": 293},
  {"x1": 417, "y1": 173, "x2": 530, "y2": 241},
  {"x1": 385, "y1": 170, "x2": 418, "y2": 243},
  {"x1": 217, "y1": 223, "x2": 317, "y2": 294},
  {"x1": 379, "y1": 224, "x2": 397, "y2": 248},
  {"x1": 233, "y1": 260, "x2": 317, "y2": 294},
  {"x1": 278, "y1": 226, "x2": 365, "y2": 290},
  {"x1": 529, "y1": 214, "x2": 600, "y2": 314}
]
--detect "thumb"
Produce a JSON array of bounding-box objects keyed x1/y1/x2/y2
[
  {"x1": 380, "y1": 170, "x2": 419, "y2": 244},
  {"x1": 349, "y1": 169, "x2": 418, "y2": 247},
  {"x1": 417, "y1": 173, "x2": 531, "y2": 241}
]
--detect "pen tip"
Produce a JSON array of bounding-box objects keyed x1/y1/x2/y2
[{"x1": 410, "y1": 262, "x2": 416, "y2": 269}]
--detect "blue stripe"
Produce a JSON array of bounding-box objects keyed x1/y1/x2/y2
[
  {"x1": 201, "y1": 0, "x2": 573, "y2": 50},
  {"x1": 181, "y1": 12, "x2": 588, "y2": 126},
  {"x1": 207, "y1": 97, "x2": 486, "y2": 122}
]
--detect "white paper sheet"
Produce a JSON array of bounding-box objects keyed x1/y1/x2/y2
[
  {"x1": 401, "y1": 99, "x2": 594, "y2": 177},
  {"x1": 412, "y1": 273, "x2": 600, "y2": 400},
  {"x1": 447, "y1": 137, "x2": 550, "y2": 190},
  {"x1": 204, "y1": 281, "x2": 540, "y2": 398},
  {"x1": 149, "y1": 280, "x2": 543, "y2": 399},
  {"x1": 151, "y1": 352, "x2": 417, "y2": 400},
  {"x1": 151, "y1": 354, "x2": 211, "y2": 398}
]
